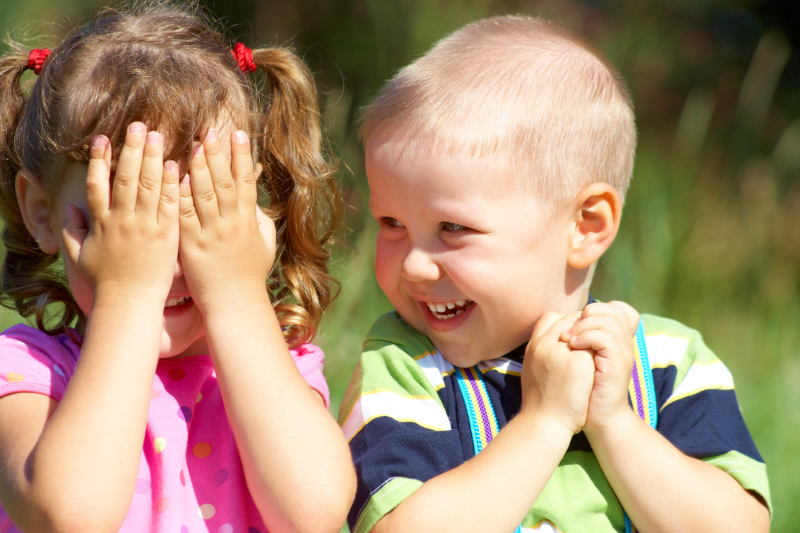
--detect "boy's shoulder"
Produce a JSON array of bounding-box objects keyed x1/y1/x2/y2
[
  {"x1": 363, "y1": 310, "x2": 436, "y2": 355},
  {"x1": 639, "y1": 313, "x2": 729, "y2": 391}
]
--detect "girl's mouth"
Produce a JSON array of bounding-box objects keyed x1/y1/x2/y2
[
  {"x1": 165, "y1": 296, "x2": 192, "y2": 308},
  {"x1": 425, "y1": 299, "x2": 474, "y2": 320}
]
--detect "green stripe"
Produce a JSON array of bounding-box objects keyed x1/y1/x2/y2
[
  {"x1": 353, "y1": 477, "x2": 424, "y2": 533},
  {"x1": 339, "y1": 312, "x2": 443, "y2": 427},
  {"x1": 705, "y1": 450, "x2": 772, "y2": 514}
]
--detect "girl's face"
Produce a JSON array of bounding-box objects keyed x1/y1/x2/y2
[
  {"x1": 53, "y1": 160, "x2": 208, "y2": 358},
  {"x1": 46, "y1": 126, "x2": 267, "y2": 359}
]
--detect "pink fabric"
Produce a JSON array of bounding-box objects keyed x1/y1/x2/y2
[{"x1": 0, "y1": 324, "x2": 329, "y2": 533}]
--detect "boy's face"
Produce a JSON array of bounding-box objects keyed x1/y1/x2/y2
[{"x1": 367, "y1": 136, "x2": 576, "y2": 367}]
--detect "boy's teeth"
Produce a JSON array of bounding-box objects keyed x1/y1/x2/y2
[{"x1": 426, "y1": 299, "x2": 473, "y2": 319}]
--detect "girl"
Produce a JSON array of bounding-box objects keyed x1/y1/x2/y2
[{"x1": 0, "y1": 3, "x2": 355, "y2": 533}]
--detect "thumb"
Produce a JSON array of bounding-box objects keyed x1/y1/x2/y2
[{"x1": 61, "y1": 204, "x2": 88, "y2": 265}]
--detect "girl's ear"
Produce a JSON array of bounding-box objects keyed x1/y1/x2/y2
[
  {"x1": 16, "y1": 169, "x2": 59, "y2": 254},
  {"x1": 566, "y1": 182, "x2": 622, "y2": 270}
]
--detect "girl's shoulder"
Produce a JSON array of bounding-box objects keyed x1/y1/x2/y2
[{"x1": 0, "y1": 323, "x2": 81, "y2": 401}]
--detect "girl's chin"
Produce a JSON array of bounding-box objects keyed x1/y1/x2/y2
[{"x1": 158, "y1": 333, "x2": 208, "y2": 359}]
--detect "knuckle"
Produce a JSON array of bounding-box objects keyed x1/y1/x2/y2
[
  {"x1": 199, "y1": 188, "x2": 217, "y2": 204},
  {"x1": 215, "y1": 176, "x2": 235, "y2": 190},
  {"x1": 138, "y1": 176, "x2": 158, "y2": 192},
  {"x1": 180, "y1": 205, "x2": 197, "y2": 219}
]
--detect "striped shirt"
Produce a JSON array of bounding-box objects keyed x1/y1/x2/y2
[{"x1": 339, "y1": 311, "x2": 770, "y2": 533}]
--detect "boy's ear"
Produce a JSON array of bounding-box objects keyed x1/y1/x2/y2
[
  {"x1": 567, "y1": 182, "x2": 622, "y2": 270},
  {"x1": 16, "y1": 169, "x2": 59, "y2": 254}
]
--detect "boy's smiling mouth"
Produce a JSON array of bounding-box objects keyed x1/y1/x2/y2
[{"x1": 426, "y1": 300, "x2": 474, "y2": 320}]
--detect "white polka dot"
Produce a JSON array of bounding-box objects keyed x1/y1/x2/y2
[
  {"x1": 196, "y1": 392, "x2": 203, "y2": 403},
  {"x1": 53, "y1": 364, "x2": 65, "y2": 377},
  {"x1": 198, "y1": 503, "x2": 216, "y2": 519},
  {"x1": 217, "y1": 524, "x2": 233, "y2": 533}
]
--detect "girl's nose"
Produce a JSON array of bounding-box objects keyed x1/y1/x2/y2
[{"x1": 401, "y1": 247, "x2": 442, "y2": 283}]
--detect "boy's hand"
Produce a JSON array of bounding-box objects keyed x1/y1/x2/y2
[
  {"x1": 178, "y1": 129, "x2": 274, "y2": 314},
  {"x1": 521, "y1": 312, "x2": 595, "y2": 435},
  {"x1": 61, "y1": 124, "x2": 180, "y2": 305},
  {"x1": 562, "y1": 301, "x2": 639, "y2": 435}
]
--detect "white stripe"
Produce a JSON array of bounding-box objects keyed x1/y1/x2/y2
[
  {"x1": 521, "y1": 520, "x2": 561, "y2": 532},
  {"x1": 416, "y1": 351, "x2": 453, "y2": 390},
  {"x1": 665, "y1": 360, "x2": 733, "y2": 406},
  {"x1": 645, "y1": 334, "x2": 689, "y2": 369},
  {"x1": 341, "y1": 390, "x2": 451, "y2": 442},
  {"x1": 480, "y1": 357, "x2": 523, "y2": 375}
]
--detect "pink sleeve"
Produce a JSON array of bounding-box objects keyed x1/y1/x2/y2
[
  {"x1": 0, "y1": 324, "x2": 80, "y2": 402},
  {"x1": 289, "y1": 343, "x2": 330, "y2": 408}
]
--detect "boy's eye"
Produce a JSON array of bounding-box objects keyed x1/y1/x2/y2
[
  {"x1": 379, "y1": 217, "x2": 405, "y2": 229},
  {"x1": 442, "y1": 222, "x2": 467, "y2": 232}
]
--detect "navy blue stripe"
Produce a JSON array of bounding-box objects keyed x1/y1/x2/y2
[
  {"x1": 658, "y1": 388, "x2": 763, "y2": 461},
  {"x1": 348, "y1": 416, "x2": 465, "y2": 530}
]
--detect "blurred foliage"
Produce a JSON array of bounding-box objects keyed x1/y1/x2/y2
[{"x1": 1, "y1": 0, "x2": 798, "y2": 531}]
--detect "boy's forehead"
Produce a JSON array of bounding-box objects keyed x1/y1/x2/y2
[{"x1": 366, "y1": 133, "x2": 536, "y2": 200}]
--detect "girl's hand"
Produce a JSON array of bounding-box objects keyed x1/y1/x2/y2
[
  {"x1": 520, "y1": 311, "x2": 595, "y2": 435},
  {"x1": 562, "y1": 301, "x2": 640, "y2": 435},
  {"x1": 178, "y1": 129, "x2": 274, "y2": 314},
  {"x1": 61, "y1": 123, "x2": 180, "y2": 305}
]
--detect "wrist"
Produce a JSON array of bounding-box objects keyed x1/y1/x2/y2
[
  {"x1": 195, "y1": 283, "x2": 272, "y2": 317},
  {"x1": 514, "y1": 404, "x2": 576, "y2": 448},
  {"x1": 92, "y1": 283, "x2": 169, "y2": 310},
  {"x1": 584, "y1": 407, "x2": 641, "y2": 446}
]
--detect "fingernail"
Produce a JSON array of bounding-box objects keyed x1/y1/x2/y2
[
  {"x1": 563, "y1": 329, "x2": 572, "y2": 337},
  {"x1": 181, "y1": 173, "x2": 190, "y2": 186},
  {"x1": 91, "y1": 135, "x2": 108, "y2": 148},
  {"x1": 129, "y1": 122, "x2": 146, "y2": 135},
  {"x1": 146, "y1": 131, "x2": 162, "y2": 144},
  {"x1": 234, "y1": 130, "x2": 248, "y2": 144},
  {"x1": 164, "y1": 161, "x2": 177, "y2": 173},
  {"x1": 205, "y1": 129, "x2": 218, "y2": 143},
  {"x1": 192, "y1": 142, "x2": 203, "y2": 156}
]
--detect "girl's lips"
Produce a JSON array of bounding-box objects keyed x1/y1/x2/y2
[
  {"x1": 163, "y1": 296, "x2": 194, "y2": 317},
  {"x1": 420, "y1": 299, "x2": 475, "y2": 332}
]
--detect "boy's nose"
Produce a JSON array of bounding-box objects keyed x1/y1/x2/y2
[{"x1": 401, "y1": 248, "x2": 441, "y2": 283}]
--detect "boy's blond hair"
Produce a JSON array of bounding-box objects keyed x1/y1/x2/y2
[{"x1": 360, "y1": 16, "x2": 636, "y2": 204}]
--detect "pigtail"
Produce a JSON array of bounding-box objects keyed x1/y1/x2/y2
[
  {"x1": 251, "y1": 47, "x2": 341, "y2": 347},
  {"x1": 0, "y1": 44, "x2": 85, "y2": 337}
]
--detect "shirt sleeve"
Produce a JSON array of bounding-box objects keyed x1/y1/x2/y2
[
  {"x1": 338, "y1": 313, "x2": 464, "y2": 533},
  {"x1": 0, "y1": 324, "x2": 80, "y2": 402},
  {"x1": 290, "y1": 343, "x2": 330, "y2": 408},
  {"x1": 642, "y1": 314, "x2": 771, "y2": 513}
]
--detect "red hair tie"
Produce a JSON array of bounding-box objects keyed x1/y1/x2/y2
[
  {"x1": 26, "y1": 48, "x2": 51, "y2": 75},
  {"x1": 231, "y1": 43, "x2": 257, "y2": 74}
]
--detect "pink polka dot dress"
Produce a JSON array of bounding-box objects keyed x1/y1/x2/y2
[{"x1": 0, "y1": 324, "x2": 330, "y2": 533}]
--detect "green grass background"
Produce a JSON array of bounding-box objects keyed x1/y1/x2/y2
[{"x1": 1, "y1": 0, "x2": 798, "y2": 531}]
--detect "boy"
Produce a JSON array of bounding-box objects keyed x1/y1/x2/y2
[{"x1": 339, "y1": 16, "x2": 770, "y2": 533}]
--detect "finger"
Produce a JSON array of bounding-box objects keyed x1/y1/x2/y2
[
  {"x1": 111, "y1": 122, "x2": 148, "y2": 213},
  {"x1": 582, "y1": 302, "x2": 632, "y2": 334},
  {"x1": 231, "y1": 130, "x2": 257, "y2": 210},
  {"x1": 536, "y1": 311, "x2": 583, "y2": 345},
  {"x1": 202, "y1": 129, "x2": 238, "y2": 216},
  {"x1": 60, "y1": 204, "x2": 88, "y2": 266},
  {"x1": 608, "y1": 301, "x2": 641, "y2": 333},
  {"x1": 567, "y1": 330, "x2": 617, "y2": 353},
  {"x1": 85, "y1": 135, "x2": 112, "y2": 223},
  {"x1": 188, "y1": 142, "x2": 219, "y2": 225},
  {"x1": 179, "y1": 173, "x2": 200, "y2": 239},
  {"x1": 565, "y1": 315, "x2": 628, "y2": 345},
  {"x1": 158, "y1": 160, "x2": 180, "y2": 229},
  {"x1": 136, "y1": 131, "x2": 165, "y2": 215}
]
